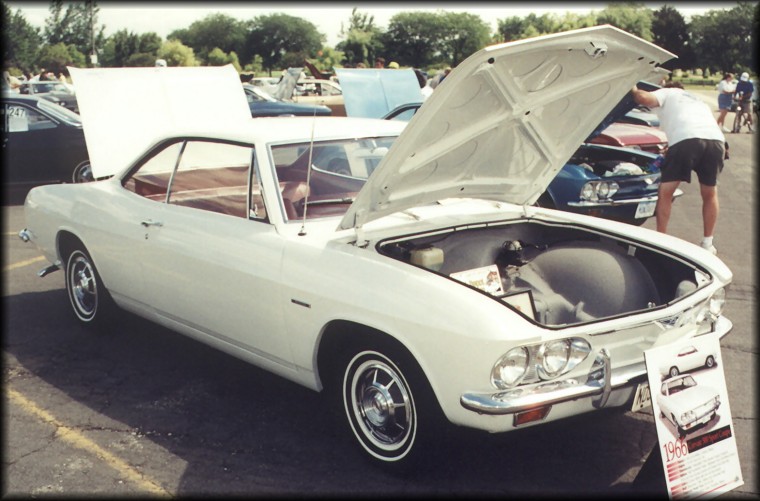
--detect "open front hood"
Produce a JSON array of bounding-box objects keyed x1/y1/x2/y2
[{"x1": 339, "y1": 25, "x2": 674, "y2": 231}]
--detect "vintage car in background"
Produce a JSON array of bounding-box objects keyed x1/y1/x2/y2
[
  {"x1": 243, "y1": 84, "x2": 331, "y2": 117},
  {"x1": 2, "y1": 93, "x2": 91, "y2": 185},
  {"x1": 659, "y1": 344, "x2": 718, "y2": 379},
  {"x1": 19, "y1": 26, "x2": 733, "y2": 467},
  {"x1": 377, "y1": 99, "x2": 674, "y2": 226},
  {"x1": 18, "y1": 80, "x2": 79, "y2": 113},
  {"x1": 657, "y1": 374, "x2": 721, "y2": 438}
]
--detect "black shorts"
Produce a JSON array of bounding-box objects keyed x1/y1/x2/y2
[{"x1": 661, "y1": 138, "x2": 724, "y2": 186}]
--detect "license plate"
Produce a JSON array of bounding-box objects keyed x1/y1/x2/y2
[
  {"x1": 635, "y1": 200, "x2": 656, "y2": 219},
  {"x1": 631, "y1": 382, "x2": 652, "y2": 412}
]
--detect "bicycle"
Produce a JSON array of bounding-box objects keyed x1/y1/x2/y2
[{"x1": 731, "y1": 95, "x2": 754, "y2": 133}]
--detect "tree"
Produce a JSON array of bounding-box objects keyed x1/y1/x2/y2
[
  {"x1": 43, "y1": 0, "x2": 106, "y2": 63},
  {"x1": 336, "y1": 8, "x2": 384, "y2": 66},
  {"x1": 438, "y1": 12, "x2": 491, "y2": 66},
  {"x1": 36, "y1": 42, "x2": 86, "y2": 74},
  {"x1": 99, "y1": 29, "x2": 162, "y2": 67},
  {"x1": 596, "y1": 2, "x2": 653, "y2": 40},
  {"x1": 243, "y1": 13, "x2": 324, "y2": 73},
  {"x1": 690, "y1": 3, "x2": 756, "y2": 74},
  {"x1": 207, "y1": 47, "x2": 242, "y2": 72},
  {"x1": 168, "y1": 13, "x2": 246, "y2": 64},
  {"x1": 651, "y1": 6, "x2": 694, "y2": 70},
  {"x1": 3, "y1": 3, "x2": 43, "y2": 73},
  {"x1": 157, "y1": 39, "x2": 198, "y2": 67},
  {"x1": 381, "y1": 11, "x2": 441, "y2": 68}
]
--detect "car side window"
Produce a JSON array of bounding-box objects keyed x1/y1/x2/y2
[
  {"x1": 3, "y1": 104, "x2": 56, "y2": 132},
  {"x1": 123, "y1": 142, "x2": 183, "y2": 201}
]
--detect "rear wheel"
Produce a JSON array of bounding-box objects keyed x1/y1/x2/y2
[
  {"x1": 72, "y1": 160, "x2": 93, "y2": 183},
  {"x1": 65, "y1": 247, "x2": 114, "y2": 327}
]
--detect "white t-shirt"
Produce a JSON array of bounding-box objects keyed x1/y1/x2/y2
[{"x1": 653, "y1": 88, "x2": 725, "y2": 146}]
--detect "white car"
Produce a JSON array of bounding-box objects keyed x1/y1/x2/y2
[
  {"x1": 657, "y1": 374, "x2": 721, "y2": 438},
  {"x1": 18, "y1": 26, "x2": 733, "y2": 466},
  {"x1": 659, "y1": 344, "x2": 718, "y2": 379}
]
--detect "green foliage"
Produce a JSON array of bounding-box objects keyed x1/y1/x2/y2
[
  {"x1": 690, "y1": 2, "x2": 757, "y2": 75},
  {"x1": 651, "y1": 5, "x2": 693, "y2": 69},
  {"x1": 206, "y1": 47, "x2": 242, "y2": 72},
  {"x1": 36, "y1": 42, "x2": 85, "y2": 73},
  {"x1": 382, "y1": 11, "x2": 444, "y2": 67},
  {"x1": 244, "y1": 13, "x2": 324, "y2": 72},
  {"x1": 438, "y1": 12, "x2": 491, "y2": 66},
  {"x1": 337, "y1": 8, "x2": 384, "y2": 66},
  {"x1": 99, "y1": 29, "x2": 162, "y2": 67},
  {"x1": 157, "y1": 39, "x2": 198, "y2": 67},
  {"x1": 43, "y1": 0, "x2": 106, "y2": 62},
  {"x1": 313, "y1": 46, "x2": 344, "y2": 71},
  {"x1": 167, "y1": 13, "x2": 247, "y2": 64},
  {"x1": 3, "y1": 3, "x2": 43, "y2": 72},
  {"x1": 596, "y1": 2, "x2": 653, "y2": 40}
]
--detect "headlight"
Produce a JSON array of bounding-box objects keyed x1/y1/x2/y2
[
  {"x1": 597, "y1": 181, "x2": 619, "y2": 199},
  {"x1": 580, "y1": 183, "x2": 595, "y2": 201},
  {"x1": 537, "y1": 338, "x2": 591, "y2": 379},
  {"x1": 579, "y1": 181, "x2": 619, "y2": 201},
  {"x1": 682, "y1": 410, "x2": 695, "y2": 423},
  {"x1": 492, "y1": 347, "x2": 529, "y2": 389}
]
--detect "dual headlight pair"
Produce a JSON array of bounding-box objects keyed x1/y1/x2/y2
[
  {"x1": 491, "y1": 337, "x2": 591, "y2": 389},
  {"x1": 580, "y1": 180, "x2": 619, "y2": 201}
]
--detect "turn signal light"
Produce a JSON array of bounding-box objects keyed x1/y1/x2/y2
[{"x1": 513, "y1": 406, "x2": 551, "y2": 426}]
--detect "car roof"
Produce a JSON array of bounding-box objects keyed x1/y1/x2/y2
[
  {"x1": 157, "y1": 116, "x2": 406, "y2": 145},
  {"x1": 2, "y1": 93, "x2": 43, "y2": 104}
]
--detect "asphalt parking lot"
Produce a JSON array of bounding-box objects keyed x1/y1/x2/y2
[{"x1": 3, "y1": 104, "x2": 756, "y2": 496}]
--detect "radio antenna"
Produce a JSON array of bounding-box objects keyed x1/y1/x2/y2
[{"x1": 298, "y1": 102, "x2": 319, "y2": 236}]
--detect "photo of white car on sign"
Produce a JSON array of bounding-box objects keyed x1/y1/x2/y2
[
  {"x1": 657, "y1": 374, "x2": 721, "y2": 439},
  {"x1": 659, "y1": 344, "x2": 718, "y2": 380}
]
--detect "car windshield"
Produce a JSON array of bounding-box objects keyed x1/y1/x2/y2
[
  {"x1": 666, "y1": 375, "x2": 697, "y2": 395},
  {"x1": 245, "y1": 86, "x2": 277, "y2": 103},
  {"x1": 270, "y1": 135, "x2": 397, "y2": 221},
  {"x1": 31, "y1": 82, "x2": 72, "y2": 94},
  {"x1": 37, "y1": 98, "x2": 81, "y2": 125}
]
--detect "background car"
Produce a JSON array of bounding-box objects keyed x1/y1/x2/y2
[
  {"x1": 659, "y1": 345, "x2": 718, "y2": 379},
  {"x1": 243, "y1": 84, "x2": 331, "y2": 117},
  {"x1": 2, "y1": 93, "x2": 91, "y2": 186},
  {"x1": 589, "y1": 121, "x2": 668, "y2": 155},
  {"x1": 657, "y1": 374, "x2": 721, "y2": 438},
  {"x1": 18, "y1": 80, "x2": 79, "y2": 113}
]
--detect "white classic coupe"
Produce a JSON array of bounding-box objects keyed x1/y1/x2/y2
[
  {"x1": 657, "y1": 374, "x2": 721, "y2": 438},
  {"x1": 19, "y1": 26, "x2": 733, "y2": 466}
]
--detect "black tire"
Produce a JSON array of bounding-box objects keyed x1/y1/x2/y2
[
  {"x1": 668, "y1": 366, "x2": 680, "y2": 378},
  {"x1": 72, "y1": 160, "x2": 93, "y2": 183},
  {"x1": 65, "y1": 247, "x2": 114, "y2": 327},
  {"x1": 732, "y1": 110, "x2": 741, "y2": 133},
  {"x1": 337, "y1": 339, "x2": 444, "y2": 468},
  {"x1": 705, "y1": 355, "x2": 715, "y2": 369}
]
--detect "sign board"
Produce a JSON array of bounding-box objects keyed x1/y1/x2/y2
[{"x1": 644, "y1": 333, "x2": 743, "y2": 498}]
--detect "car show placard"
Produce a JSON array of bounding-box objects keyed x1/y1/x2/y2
[{"x1": 644, "y1": 333, "x2": 743, "y2": 498}]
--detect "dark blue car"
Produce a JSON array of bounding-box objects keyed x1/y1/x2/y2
[{"x1": 243, "y1": 85, "x2": 331, "y2": 117}]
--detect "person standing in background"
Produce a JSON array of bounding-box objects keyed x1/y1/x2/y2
[
  {"x1": 715, "y1": 72, "x2": 735, "y2": 132},
  {"x1": 734, "y1": 72, "x2": 754, "y2": 132},
  {"x1": 631, "y1": 81, "x2": 726, "y2": 255}
]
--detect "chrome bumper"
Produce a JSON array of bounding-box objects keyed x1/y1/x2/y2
[
  {"x1": 460, "y1": 316, "x2": 732, "y2": 416},
  {"x1": 566, "y1": 188, "x2": 683, "y2": 209}
]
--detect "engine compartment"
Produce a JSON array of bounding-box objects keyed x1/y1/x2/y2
[{"x1": 378, "y1": 221, "x2": 704, "y2": 327}]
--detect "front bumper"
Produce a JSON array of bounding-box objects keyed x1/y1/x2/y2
[
  {"x1": 566, "y1": 188, "x2": 683, "y2": 209},
  {"x1": 460, "y1": 316, "x2": 732, "y2": 416}
]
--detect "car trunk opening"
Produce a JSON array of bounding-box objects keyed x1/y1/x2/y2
[{"x1": 378, "y1": 220, "x2": 707, "y2": 327}]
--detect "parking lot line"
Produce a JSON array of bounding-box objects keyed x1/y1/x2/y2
[
  {"x1": 7, "y1": 388, "x2": 172, "y2": 497},
  {"x1": 4, "y1": 256, "x2": 45, "y2": 272}
]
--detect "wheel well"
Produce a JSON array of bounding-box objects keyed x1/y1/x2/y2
[
  {"x1": 316, "y1": 321, "x2": 415, "y2": 392},
  {"x1": 57, "y1": 231, "x2": 85, "y2": 264}
]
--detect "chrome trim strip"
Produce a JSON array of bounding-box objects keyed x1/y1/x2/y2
[{"x1": 38, "y1": 263, "x2": 61, "y2": 278}]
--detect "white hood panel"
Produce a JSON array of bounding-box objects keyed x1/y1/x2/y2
[{"x1": 339, "y1": 26, "x2": 674, "y2": 230}]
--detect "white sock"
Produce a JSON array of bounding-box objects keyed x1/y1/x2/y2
[{"x1": 702, "y1": 236, "x2": 714, "y2": 247}]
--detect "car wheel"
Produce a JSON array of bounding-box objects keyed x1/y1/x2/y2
[
  {"x1": 72, "y1": 160, "x2": 93, "y2": 183},
  {"x1": 668, "y1": 366, "x2": 680, "y2": 378},
  {"x1": 705, "y1": 355, "x2": 715, "y2": 368},
  {"x1": 65, "y1": 247, "x2": 114, "y2": 327},
  {"x1": 339, "y1": 342, "x2": 443, "y2": 466}
]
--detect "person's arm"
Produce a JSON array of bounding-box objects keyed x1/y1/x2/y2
[{"x1": 631, "y1": 85, "x2": 660, "y2": 108}]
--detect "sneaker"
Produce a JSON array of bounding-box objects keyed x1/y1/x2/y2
[{"x1": 701, "y1": 243, "x2": 717, "y2": 255}]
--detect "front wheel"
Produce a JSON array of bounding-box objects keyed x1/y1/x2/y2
[
  {"x1": 705, "y1": 355, "x2": 715, "y2": 369},
  {"x1": 65, "y1": 247, "x2": 114, "y2": 327},
  {"x1": 339, "y1": 342, "x2": 444, "y2": 466},
  {"x1": 72, "y1": 160, "x2": 93, "y2": 183},
  {"x1": 668, "y1": 366, "x2": 680, "y2": 378}
]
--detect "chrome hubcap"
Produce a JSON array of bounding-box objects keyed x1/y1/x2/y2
[
  {"x1": 70, "y1": 256, "x2": 97, "y2": 316},
  {"x1": 351, "y1": 359, "x2": 413, "y2": 449}
]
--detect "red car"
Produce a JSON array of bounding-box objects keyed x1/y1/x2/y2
[{"x1": 591, "y1": 121, "x2": 668, "y2": 155}]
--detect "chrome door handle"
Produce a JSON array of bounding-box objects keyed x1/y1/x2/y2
[{"x1": 140, "y1": 219, "x2": 163, "y2": 227}]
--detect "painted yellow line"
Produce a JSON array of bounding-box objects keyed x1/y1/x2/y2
[
  {"x1": 4, "y1": 256, "x2": 46, "y2": 272},
  {"x1": 7, "y1": 388, "x2": 172, "y2": 497}
]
